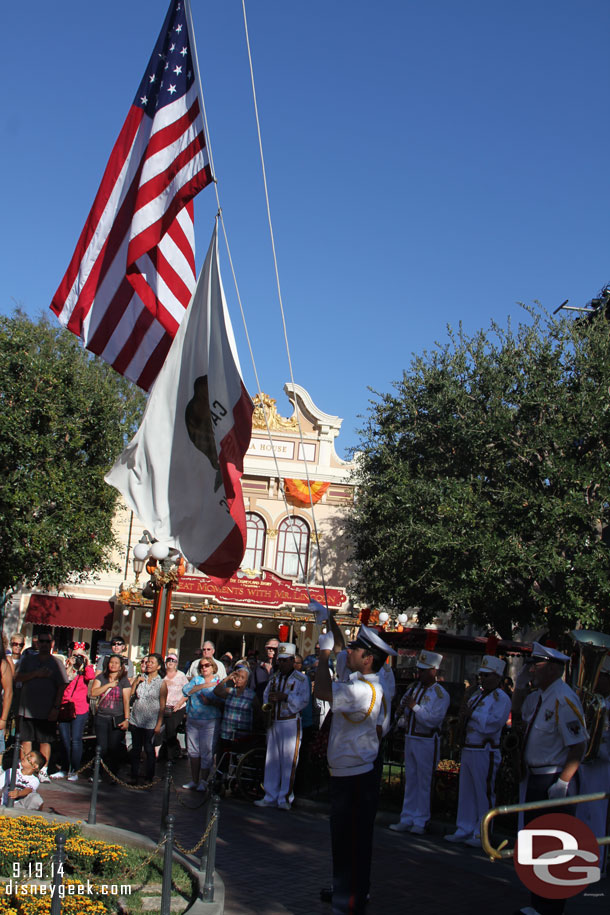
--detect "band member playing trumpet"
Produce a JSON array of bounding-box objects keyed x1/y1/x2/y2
[
  {"x1": 254, "y1": 643, "x2": 309, "y2": 810},
  {"x1": 444, "y1": 655, "x2": 511, "y2": 846}
]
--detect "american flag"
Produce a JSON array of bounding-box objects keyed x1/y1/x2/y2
[{"x1": 51, "y1": 0, "x2": 212, "y2": 390}]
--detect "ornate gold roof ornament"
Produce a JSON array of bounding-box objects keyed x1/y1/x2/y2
[{"x1": 252, "y1": 393, "x2": 298, "y2": 431}]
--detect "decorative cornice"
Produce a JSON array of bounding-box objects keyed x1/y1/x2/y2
[{"x1": 283, "y1": 383, "x2": 342, "y2": 432}]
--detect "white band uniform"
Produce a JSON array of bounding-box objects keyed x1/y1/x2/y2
[
  {"x1": 259, "y1": 668, "x2": 310, "y2": 806},
  {"x1": 397, "y1": 681, "x2": 450, "y2": 830},
  {"x1": 452, "y1": 686, "x2": 511, "y2": 841}
]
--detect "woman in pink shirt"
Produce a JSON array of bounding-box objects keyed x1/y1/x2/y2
[{"x1": 53, "y1": 642, "x2": 95, "y2": 781}]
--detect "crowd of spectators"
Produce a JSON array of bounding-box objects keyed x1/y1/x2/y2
[{"x1": 0, "y1": 630, "x2": 326, "y2": 806}]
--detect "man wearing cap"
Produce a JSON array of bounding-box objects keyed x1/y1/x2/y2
[
  {"x1": 512, "y1": 641, "x2": 587, "y2": 915},
  {"x1": 254, "y1": 643, "x2": 310, "y2": 810},
  {"x1": 445, "y1": 655, "x2": 511, "y2": 846},
  {"x1": 575, "y1": 653, "x2": 610, "y2": 874},
  {"x1": 389, "y1": 649, "x2": 450, "y2": 835},
  {"x1": 314, "y1": 624, "x2": 396, "y2": 915},
  {"x1": 334, "y1": 634, "x2": 396, "y2": 789},
  {"x1": 96, "y1": 637, "x2": 135, "y2": 681}
]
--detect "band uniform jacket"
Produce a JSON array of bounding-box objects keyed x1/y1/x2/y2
[{"x1": 263, "y1": 669, "x2": 310, "y2": 722}]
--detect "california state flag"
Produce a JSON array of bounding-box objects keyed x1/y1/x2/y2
[{"x1": 105, "y1": 221, "x2": 253, "y2": 583}]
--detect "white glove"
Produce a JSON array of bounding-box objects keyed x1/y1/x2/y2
[
  {"x1": 515, "y1": 665, "x2": 532, "y2": 690},
  {"x1": 547, "y1": 778, "x2": 570, "y2": 799},
  {"x1": 318, "y1": 631, "x2": 335, "y2": 651},
  {"x1": 309, "y1": 600, "x2": 329, "y2": 623}
]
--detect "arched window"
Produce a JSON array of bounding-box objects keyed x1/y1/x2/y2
[
  {"x1": 276, "y1": 516, "x2": 309, "y2": 581},
  {"x1": 242, "y1": 513, "x2": 266, "y2": 570}
]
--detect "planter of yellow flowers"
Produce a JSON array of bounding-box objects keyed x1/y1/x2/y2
[{"x1": 0, "y1": 813, "x2": 222, "y2": 914}]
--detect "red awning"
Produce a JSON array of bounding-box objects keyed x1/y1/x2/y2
[{"x1": 25, "y1": 595, "x2": 114, "y2": 632}]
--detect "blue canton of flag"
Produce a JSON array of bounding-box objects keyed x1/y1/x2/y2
[{"x1": 135, "y1": 1, "x2": 195, "y2": 117}]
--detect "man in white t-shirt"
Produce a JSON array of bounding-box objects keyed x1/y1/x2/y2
[{"x1": 187, "y1": 641, "x2": 226, "y2": 680}]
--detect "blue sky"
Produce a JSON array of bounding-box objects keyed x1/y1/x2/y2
[{"x1": 3, "y1": 1, "x2": 609, "y2": 458}]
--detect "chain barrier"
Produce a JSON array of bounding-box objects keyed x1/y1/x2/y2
[
  {"x1": 173, "y1": 814, "x2": 218, "y2": 857},
  {"x1": 70, "y1": 757, "x2": 94, "y2": 778},
  {"x1": 168, "y1": 774, "x2": 209, "y2": 809},
  {"x1": 100, "y1": 759, "x2": 160, "y2": 790},
  {"x1": 116, "y1": 836, "x2": 168, "y2": 887}
]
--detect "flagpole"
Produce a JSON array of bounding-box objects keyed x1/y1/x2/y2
[
  {"x1": 159, "y1": 586, "x2": 174, "y2": 658},
  {"x1": 149, "y1": 587, "x2": 165, "y2": 656},
  {"x1": 184, "y1": 0, "x2": 218, "y2": 186}
]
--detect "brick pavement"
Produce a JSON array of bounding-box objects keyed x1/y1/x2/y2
[{"x1": 18, "y1": 762, "x2": 609, "y2": 915}]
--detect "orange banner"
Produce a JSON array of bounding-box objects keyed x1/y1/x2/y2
[{"x1": 284, "y1": 478, "x2": 330, "y2": 505}]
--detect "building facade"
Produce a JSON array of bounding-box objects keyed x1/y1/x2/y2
[{"x1": 10, "y1": 385, "x2": 358, "y2": 668}]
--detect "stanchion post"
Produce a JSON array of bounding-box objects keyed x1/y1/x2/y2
[
  {"x1": 203, "y1": 793, "x2": 220, "y2": 902},
  {"x1": 6, "y1": 734, "x2": 21, "y2": 809},
  {"x1": 87, "y1": 745, "x2": 102, "y2": 825},
  {"x1": 50, "y1": 832, "x2": 66, "y2": 915},
  {"x1": 159, "y1": 760, "x2": 172, "y2": 842},
  {"x1": 160, "y1": 814, "x2": 174, "y2": 915}
]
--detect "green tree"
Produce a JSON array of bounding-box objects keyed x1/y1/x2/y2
[
  {"x1": 0, "y1": 312, "x2": 145, "y2": 597},
  {"x1": 350, "y1": 308, "x2": 610, "y2": 639}
]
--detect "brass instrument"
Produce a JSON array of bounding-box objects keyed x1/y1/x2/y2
[
  {"x1": 261, "y1": 703, "x2": 274, "y2": 729},
  {"x1": 391, "y1": 680, "x2": 418, "y2": 731},
  {"x1": 262, "y1": 673, "x2": 278, "y2": 729},
  {"x1": 481, "y1": 791, "x2": 610, "y2": 861},
  {"x1": 570, "y1": 630, "x2": 610, "y2": 761}
]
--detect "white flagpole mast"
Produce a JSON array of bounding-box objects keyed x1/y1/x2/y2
[{"x1": 184, "y1": 0, "x2": 219, "y2": 200}]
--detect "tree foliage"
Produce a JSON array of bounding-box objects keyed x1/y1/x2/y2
[
  {"x1": 0, "y1": 312, "x2": 146, "y2": 596},
  {"x1": 349, "y1": 308, "x2": 610, "y2": 638}
]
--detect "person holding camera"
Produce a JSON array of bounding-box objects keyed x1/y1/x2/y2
[{"x1": 52, "y1": 641, "x2": 95, "y2": 780}]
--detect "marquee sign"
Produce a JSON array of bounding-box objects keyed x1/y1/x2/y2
[{"x1": 177, "y1": 569, "x2": 348, "y2": 610}]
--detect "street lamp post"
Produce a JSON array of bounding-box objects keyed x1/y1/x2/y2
[{"x1": 133, "y1": 534, "x2": 185, "y2": 656}]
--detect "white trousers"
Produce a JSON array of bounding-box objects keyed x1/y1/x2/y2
[
  {"x1": 399, "y1": 734, "x2": 438, "y2": 829},
  {"x1": 261, "y1": 718, "x2": 302, "y2": 805},
  {"x1": 454, "y1": 747, "x2": 500, "y2": 838}
]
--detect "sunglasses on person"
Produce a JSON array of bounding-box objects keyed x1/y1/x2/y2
[
  {"x1": 199, "y1": 663, "x2": 212, "y2": 668},
  {"x1": 10, "y1": 641, "x2": 24, "y2": 647},
  {"x1": 165, "y1": 657, "x2": 177, "y2": 663}
]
